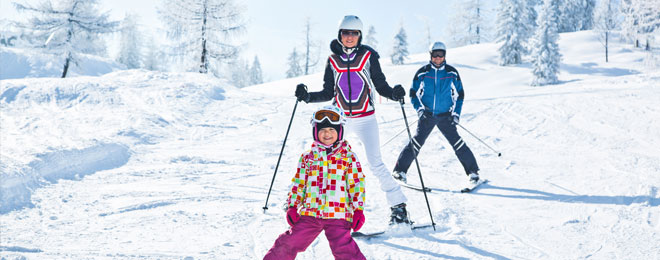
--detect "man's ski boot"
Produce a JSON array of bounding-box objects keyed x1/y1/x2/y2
[
  {"x1": 392, "y1": 171, "x2": 407, "y2": 183},
  {"x1": 468, "y1": 172, "x2": 479, "y2": 184},
  {"x1": 389, "y1": 203, "x2": 412, "y2": 225}
]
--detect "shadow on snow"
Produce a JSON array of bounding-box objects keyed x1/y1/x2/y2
[{"x1": 463, "y1": 183, "x2": 659, "y2": 206}]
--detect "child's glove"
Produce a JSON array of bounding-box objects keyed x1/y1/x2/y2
[
  {"x1": 351, "y1": 210, "x2": 365, "y2": 231},
  {"x1": 286, "y1": 207, "x2": 300, "y2": 227}
]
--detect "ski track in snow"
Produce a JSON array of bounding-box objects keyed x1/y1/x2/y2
[{"x1": 2, "y1": 32, "x2": 660, "y2": 259}]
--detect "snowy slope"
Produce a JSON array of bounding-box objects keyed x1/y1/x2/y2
[{"x1": 1, "y1": 31, "x2": 659, "y2": 259}]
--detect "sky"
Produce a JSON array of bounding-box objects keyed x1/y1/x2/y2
[{"x1": 0, "y1": 0, "x2": 498, "y2": 80}]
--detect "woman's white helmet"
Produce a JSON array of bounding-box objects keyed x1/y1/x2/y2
[
  {"x1": 338, "y1": 15, "x2": 363, "y2": 31},
  {"x1": 429, "y1": 41, "x2": 447, "y2": 53}
]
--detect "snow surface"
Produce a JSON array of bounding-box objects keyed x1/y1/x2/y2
[
  {"x1": 1, "y1": 31, "x2": 659, "y2": 259},
  {"x1": 0, "y1": 47, "x2": 125, "y2": 80}
]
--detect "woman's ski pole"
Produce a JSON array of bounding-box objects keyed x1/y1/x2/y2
[{"x1": 399, "y1": 100, "x2": 436, "y2": 231}]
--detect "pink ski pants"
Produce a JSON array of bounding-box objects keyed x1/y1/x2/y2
[{"x1": 264, "y1": 216, "x2": 366, "y2": 260}]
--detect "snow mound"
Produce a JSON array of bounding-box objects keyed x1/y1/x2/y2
[
  {"x1": 1, "y1": 143, "x2": 130, "y2": 213},
  {"x1": 0, "y1": 46, "x2": 125, "y2": 80},
  {"x1": 1, "y1": 70, "x2": 236, "y2": 213}
]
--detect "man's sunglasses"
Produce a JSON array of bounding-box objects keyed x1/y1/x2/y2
[
  {"x1": 341, "y1": 30, "x2": 360, "y2": 37},
  {"x1": 431, "y1": 51, "x2": 445, "y2": 58}
]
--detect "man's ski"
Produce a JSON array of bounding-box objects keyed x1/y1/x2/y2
[
  {"x1": 351, "y1": 223, "x2": 435, "y2": 239},
  {"x1": 411, "y1": 223, "x2": 435, "y2": 230},
  {"x1": 460, "y1": 179, "x2": 488, "y2": 193},
  {"x1": 395, "y1": 180, "x2": 431, "y2": 192},
  {"x1": 396, "y1": 179, "x2": 488, "y2": 193}
]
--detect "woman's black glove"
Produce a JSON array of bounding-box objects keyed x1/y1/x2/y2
[
  {"x1": 295, "y1": 83, "x2": 310, "y2": 102},
  {"x1": 391, "y1": 84, "x2": 405, "y2": 101}
]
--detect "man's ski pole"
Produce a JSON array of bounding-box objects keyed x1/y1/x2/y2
[
  {"x1": 263, "y1": 100, "x2": 298, "y2": 212},
  {"x1": 381, "y1": 117, "x2": 418, "y2": 148},
  {"x1": 399, "y1": 100, "x2": 436, "y2": 231},
  {"x1": 457, "y1": 123, "x2": 502, "y2": 157}
]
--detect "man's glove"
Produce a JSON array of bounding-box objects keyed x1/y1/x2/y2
[
  {"x1": 351, "y1": 210, "x2": 365, "y2": 231},
  {"x1": 391, "y1": 84, "x2": 405, "y2": 101},
  {"x1": 295, "y1": 83, "x2": 310, "y2": 102},
  {"x1": 452, "y1": 115, "x2": 460, "y2": 125},
  {"x1": 286, "y1": 207, "x2": 300, "y2": 227}
]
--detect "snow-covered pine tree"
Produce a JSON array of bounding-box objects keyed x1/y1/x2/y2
[
  {"x1": 531, "y1": 0, "x2": 561, "y2": 86},
  {"x1": 497, "y1": 0, "x2": 535, "y2": 65},
  {"x1": 447, "y1": 0, "x2": 491, "y2": 46},
  {"x1": 558, "y1": 0, "x2": 581, "y2": 32},
  {"x1": 158, "y1": 0, "x2": 245, "y2": 74},
  {"x1": 228, "y1": 58, "x2": 249, "y2": 88},
  {"x1": 13, "y1": 0, "x2": 118, "y2": 78},
  {"x1": 579, "y1": 0, "x2": 597, "y2": 30},
  {"x1": 636, "y1": 0, "x2": 660, "y2": 51},
  {"x1": 250, "y1": 56, "x2": 263, "y2": 85},
  {"x1": 522, "y1": 0, "x2": 540, "y2": 55},
  {"x1": 527, "y1": 0, "x2": 541, "y2": 23},
  {"x1": 286, "y1": 48, "x2": 302, "y2": 78},
  {"x1": 391, "y1": 24, "x2": 409, "y2": 65},
  {"x1": 558, "y1": 0, "x2": 597, "y2": 32},
  {"x1": 621, "y1": 0, "x2": 640, "y2": 47},
  {"x1": 142, "y1": 33, "x2": 164, "y2": 71},
  {"x1": 116, "y1": 13, "x2": 142, "y2": 69},
  {"x1": 595, "y1": 0, "x2": 620, "y2": 62},
  {"x1": 621, "y1": 0, "x2": 660, "y2": 50},
  {"x1": 364, "y1": 25, "x2": 378, "y2": 50}
]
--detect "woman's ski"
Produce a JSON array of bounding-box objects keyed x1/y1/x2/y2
[{"x1": 351, "y1": 223, "x2": 435, "y2": 238}]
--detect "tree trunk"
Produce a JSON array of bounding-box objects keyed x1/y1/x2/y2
[
  {"x1": 199, "y1": 0, "x2": 209, "y2": 74},
  {"x1": 605, "y1": 32, "x2": 609, "y2": 63},
  {"x1": 61, "y1": 54, "x2": 71, "y2": 78},
  {"x1": 305, "y1": 21, "x2": 310, "y2": 75}
]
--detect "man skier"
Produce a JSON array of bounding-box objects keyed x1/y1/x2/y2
[{"x1": 392, "y1": 41, "x2": 481, "y2": 185}]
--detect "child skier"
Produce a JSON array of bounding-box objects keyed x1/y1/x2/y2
[{"x1": 263, "y1": 106, "x2": 366, "y2": 260}]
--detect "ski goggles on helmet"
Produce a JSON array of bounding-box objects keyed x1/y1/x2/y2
[
  {"x1": 431, "y1": 50, "x2": 445, "y2": 58},
  {"x1": 311, "y1": 109, "x2": 345, "y2": 125}
]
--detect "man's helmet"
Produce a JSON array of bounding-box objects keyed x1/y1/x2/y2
[{"x1": 429, "y1": 41, "x2": 447, "y2": 53}]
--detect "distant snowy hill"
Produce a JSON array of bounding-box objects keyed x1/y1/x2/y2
[
  {"x1": 0, "y1": 47, "x2": 125, "y2": 80},
  {"x1": 1, "y1": 31, "x2": 659, "y2": 259}
]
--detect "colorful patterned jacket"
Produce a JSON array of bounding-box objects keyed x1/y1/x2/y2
[
  {"x1": 307, "y1": 39, "x2": 397, "y2": 118},
  {"x1": 287, "y1": 140, "x2": 365, "y2": 222}
]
